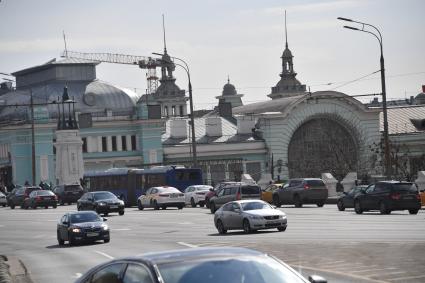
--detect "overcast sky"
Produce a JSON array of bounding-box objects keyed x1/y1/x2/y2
[{"x1": 1, "y1": 0, "x2": 424, "y2": 110}]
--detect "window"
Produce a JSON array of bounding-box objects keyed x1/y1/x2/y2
[
  {"x1": 222, "y1": 203, "x2": 233, "y2": 211},
  {"x1": 82, "y1": 137, "x2": 87, "y2": 153},
  {"x1": 164, "y1": 106, "x2": 168, "y2": 117},
  {"x1": 102, "y1": 137, "x2": 107, "y2": 152},
  {"x1": 112, "y1": 136, "x2": 117, "y2": 151},
  {"x1": 91, "y1": 263, "x2": 125, "y2": 283},
  {"x1": 131, "y1": 135, "x2": 136, "y2": 151},
  {"x1": 123, "y1": 264, "x2": 154, "y2": 283},
  {"x1": 179, "y1": 105, "x2": 184, "y2": 117},
  {"x1": 172, "y1": 106, "x2": 176, "y2": 116},
  {"x1": 121, "y1": 136, "x2": 127, "y2": 151}
]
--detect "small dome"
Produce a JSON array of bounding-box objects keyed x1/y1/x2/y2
[
  {"x1": 282, "y1": 47, "x2": 293, "y2": 58},
  {"x1": 415, "y1": 92, "x2": 425, "y2": 105},
  {"x1": 222, "y1": 79, "x2": 237, "y2": 96}
]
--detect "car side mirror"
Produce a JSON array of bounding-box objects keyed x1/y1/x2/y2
[
  {"x1": 342, "y1": 191, "x2": 347, "y2": 195},
  {"x1": 234, "y1": 208, "x2": 241, "y2": 213},
  {"x1": 103, "y1": 217, "x2": 108, "y2": 222},
  {"x1": 63, "y1": 221, "x2": 69, "y2": 226},
  {"x1": 209, "y1": 188, "x2": 214, "y2": 192},
  {"x1": 88, "y1": 197, "x2": 93, "y2": 201},
  {"x1": 308, "y1": 275, "x2": 327, "y2": 283}
]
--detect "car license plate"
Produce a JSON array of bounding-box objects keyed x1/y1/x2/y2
[
  {"x1": 86, "y1": 232, "x2": 99, "y2": 237},
  {"x1": 170, "y1": 194, "x2": 177, "y2": 198},
  {"x1": 110, "y1": 205, "x2": 118, "y2": 209}
]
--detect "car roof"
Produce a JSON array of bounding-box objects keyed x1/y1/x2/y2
[
  {"x1": 232, "y1": 199, "x2": 267, "y2": 204},
  {"x1": 124, "y1": 247, "x2": 264, "y2": 265},
  {"x1": 67, "y1": 211, "x2": 98, "y2": 216},
  {"x1": 91, "y1": 191, "x2": 114, "y2": 194},
  {"x1": 152, "y1": 186, "x2": 178, "y2": 190},
  {"x1": 376, "y1": 180, "x2": 413, "y2": 184}
]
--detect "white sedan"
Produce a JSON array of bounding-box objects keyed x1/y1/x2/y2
[
  {"x1": 184, "y1": 185, "x2": 213, "y2": 207},
  {"x1": 214, "y1": 200, "x2": 287, "y2": 234},
  {"x1": 137, "y1": 186, "x2": 185, "y2": 210}
]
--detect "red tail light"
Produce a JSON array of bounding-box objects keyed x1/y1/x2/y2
[
  {"x1": 390, "y1": 193, "x2": 401, "y2": 200},
  {"x1": 236, "y1": 191, "x2": 241, "y2": 200},
  {"x1": 304, "y1": 184, "x2": 310, "y2": 190},
  {"x1": 159, "y1": 194, "x2": 170, "y2": 197}
]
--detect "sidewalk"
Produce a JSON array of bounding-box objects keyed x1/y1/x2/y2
[{"x1": 0, "y1": 255, "x2": 33, "y2": 283}]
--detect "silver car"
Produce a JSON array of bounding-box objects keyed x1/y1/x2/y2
[
  {"x1": 214, "y1": 200, "x2": 287, "y2": 234},
  {"x1": 0, "y1": 191, "x2": 6, "y2": 207}
]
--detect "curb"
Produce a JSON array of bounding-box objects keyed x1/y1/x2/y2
[{"x1": 0, "y1": 256, "x2": 33, "y2": 283}]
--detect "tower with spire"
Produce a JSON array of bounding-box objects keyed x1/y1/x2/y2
[
  {"x1": 215, "y1": 76, "x2": 244, "y2": 108},
  {"x1": 268, "y1": 11, "x2": 306, "y2": 100},
  {"x1": 152, "y1": 15, "x2": 189, "y2": 117}
]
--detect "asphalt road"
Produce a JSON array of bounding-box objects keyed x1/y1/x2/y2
[{"x1": 0, "y1": 204, "x2": 424, "y2": 283}]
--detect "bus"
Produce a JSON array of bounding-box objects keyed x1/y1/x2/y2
[{"x1": 83, "y1": 166, "x2": 203, "y2": 207}]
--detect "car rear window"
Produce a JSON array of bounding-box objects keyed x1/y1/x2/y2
[
  {"x1": 306, "y1": 180, "x2": 325, "y2": 187},
  {"x1": 241, "y1": 186, "x2": 261, "y2": 194},
  {"x1": 64, "y1": 185, "x2": 83, "y2": 192},
  {"x1": 37, "y1": 190, "x2": 54, "y2": 196},
  {"x1": 391, "y1": 183, "x2": 418, "y2": 192}
]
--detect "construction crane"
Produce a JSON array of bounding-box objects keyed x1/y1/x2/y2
[{"x1": 61, "y1": 50, "x2": 173, "y2": 95}]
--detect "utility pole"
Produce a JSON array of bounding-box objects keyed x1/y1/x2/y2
[{"x1": 30, "y1": 90, "x2": 36, "y2": 185}]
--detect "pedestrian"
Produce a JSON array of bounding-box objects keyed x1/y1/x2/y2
[{"x1": 24, "y1": 180, "x2": 30, "y2": 186}]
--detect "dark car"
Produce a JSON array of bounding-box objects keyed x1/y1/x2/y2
[
  {"x1": 57, "y1": 211, "x2": 110, "y2": 246},
  {"x1": 272, "y1": 178, "x2": 328, "y2": 208},
  {"x1": 8, "y1": 186, "x2": 41, "y2": 209},
  {"x1": 354, "y1": 181, "x2": 421, "y2": 215},
  {"x1": 209, "y1": 183, "x2": 262, "y2": 213},
  {"x1": 22, "y1": 190, "x2": 57, "y2": 209},
  {"x1": 205, "y1": 181, "x2": 240, "y2": 209},
  {"x1": 75, "y1": 247, "x2": 326, "y2": 283},
  {"x1": 337, "y1": 185, "x2": 368, "y2": 211},
  {"x1": 77, "y1": 191, "x2": 125, "y2": 216},
  {"x1": 53, "y1": 184, "x2": 84, "y2": 205}
]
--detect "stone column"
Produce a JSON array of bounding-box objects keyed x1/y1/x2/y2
[
  {"x1": 415, "y1": 171, "x2": 425, "y2": 192},
  {"x1": 322, "y1": 172, "x2": 338, "y2": 197},
  {"x1": 341, "y1": 172, "x2": 357, "y2": 192}
]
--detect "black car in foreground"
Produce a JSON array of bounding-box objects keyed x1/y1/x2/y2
[
  {"x1": 22, "y1": 190, "x2": 57, "y2": 209},
  {"x1": 337, "y1": 185, "x2": 368, "y2": 211},
  {"x1": 57, "y1": 211, "x2": 110, "y2": 246},
  {"x1": 354, "y1": 181, "x2": 421, "y2": 215},
  {"x1": 77, "y1": 191, "x2": 125, "y2": 216},
  {"x1": 75, "y1": 247, "x2": 327, "y2": 283}
]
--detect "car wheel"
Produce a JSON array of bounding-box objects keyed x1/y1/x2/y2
[
  {"x1": 337, "y1": 200, "x2": 345, "y2": 211},
  {"x1": 119, "y1": 210, "x2": 124, "y2": 216},
  {"x1": 2, "y1": 204, "x2": 5, "y2": 207},
  {"x1": 10, "y1": 204, "x2": 15, "y2": 209},
  {"x1": 205, "y1": 198, "x2": 210, "y2": 209},
  {"x1": 31, "y1": 204, "x2": 36, "y2": 209},
  {"x1": 53, "y1": 204, "x2": 57, "y2": 209},
  {"x1": 199, "y1": 202, "x2": 205, "y2": 208},
  {"x1": 354, "y1": 200, "x2": 363, "y2": 214},
  {"x1": 60, "y1": 200, "x2": 64, "y2": 206},
  {"x1": 137, "y1": 200, "x2": 144, "y2": 210},
  {"x1": 210, "y1": 202, "x2": 216, "y2": 214},
  {"x1": 317, "y1": 202, "x2": 325, "y2": 207},
  {"x1": 178, "y1": 205, "x2": 184, "y2": 210},
  {"x1": 379, "y1": 202, "x2": 390, "y2": 215},
  {"x1": 161, "y1": 205, "x2": 166, "y2": 210},
  {"x1": 103, "y1": 212, "x2": 109, "y2": 216},
  {"x1": 44, "y1": 206, "x2": 48, "y2": 209},
  {"x1": 294, "y1": 195, "x2": 302, "y2": 208},
  {"x1": 104, "y1": 238, "x2": 110, "y2": 243},
  {"x1": 216, "y1": 220, "x2": 227, "y2": 234},
  {"x1": 277, "y1": 226, "x2": 287, "y2": 232},
  {"x1": 190, "y1": 198, "x2": 196, "y2": 207},
  {"x1": 68, "y1": 233, "x2": 75, "y2": 246},
  {"x1": 243, "y1": 219, "x2": 252, "y2": 234},
  {"x1": 57, "y1": 231, "x2": 64, "y2": 246},
  {"x1": 273, "y1": 195, "x2": 281, "y2": 207},
  {"x1": 409, "y1": 209, "x2": 419, "y2": 215},
  {"x1": 154, "y1": 201, "x2": 160, "y2": 210}
]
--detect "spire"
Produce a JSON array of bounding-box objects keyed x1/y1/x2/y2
[
  {"x1": 162, "y1": 14, "x2": 167, "y2": 54},
  {"x1": 227, "y1": 75, "x2": 230, "y2": 84},
  {"x1": 284, "y1": 10, "x2": 288, "y2": 49}
]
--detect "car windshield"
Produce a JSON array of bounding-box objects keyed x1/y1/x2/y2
[
  {"x1": 305, "y1": 180, "x2": 324, "y2": 187},
  {"x1": 70, "y1": 213, "x2": 101, "y2": 224},
  {"x1": 392, "y1": 183, "x2": 418, "y2": 192},
  {"x1": 241, "y1": 186, "x2": 260, "y2": 194},
  {"x1": 160, "y1": 187, "x2": 180, "y2": 193},
  {"x1": 64, "y1": 185, "x2": 82, "y2": 192},
  {"x1": 94, "y1": 192, "x2": 117, "y2": 200},
  {"x1": 157, "y1": 256, "x2": 306, "y2": 283},
  {"x1": 241, "y1": 201, "x2": 271, "y2": 211},
  {"x1": 36, "y1": 190, "x2": 54, "y2": 196}
]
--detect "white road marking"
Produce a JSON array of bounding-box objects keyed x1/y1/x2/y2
[
  {"x1": 73, "y1": 273, "x2": 82, "y2": 279},
  {"x1": 114, "y1": 228, "x2": 131, "y2": 231},
  {"x1": 95, "y1": 251, "x2": 114, "y2": 260},
  {"x1": 388, "y1": 274, "x2": 425, "y2": 281},
  {"x1": 177, "y1": 242, "x2": 199, "y2": 248},
  {"x1": 351, "y1": 267, "x2": 397, "y2": 273}
]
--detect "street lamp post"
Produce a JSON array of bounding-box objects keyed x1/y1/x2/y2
[
  {"x1": 337, "y1": 17, "x2": 391, "y2": 178},
  {"x1": 152, "y1": 53, "x2": 198, "y2": 168}
]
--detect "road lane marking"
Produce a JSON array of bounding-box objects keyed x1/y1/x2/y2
[
  {"x1": 177, "y1": 242, "x2": 199, "y2": 248},
  {"x1": 388, "y1": 274, "x2": 425, "y2": 281},
  {"x1": 114, "y1": 228, "x2": 131, "y2": 231},
  {"x1": 95, "y1": 251, "x2": 114, "y2": 260},
  {"x1": 73, "y1": 273, "x2": 82, "y2": 279},
  {"x1": 351, "y1": 267, "x2": 397, "y2": 273}
]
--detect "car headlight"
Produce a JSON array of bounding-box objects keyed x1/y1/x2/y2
[
  {"x1": 119, "y1": 200, "x2": 124, "y2": 205},
  {"x1": 72, "y1": 228, "x2": 81, "y2": 233},
  {"x1": 278, "y1": 215, "x2": 287, "y2": 219},
  {"x1": 247, "y1": 214, "x2": 263, "y2": 220},
  {"x1": 98, "y1": 202, "x2": 106, "y2": 206},
  {"x1": 101, "y1": 224, "x2": 109, "y2": 231}
]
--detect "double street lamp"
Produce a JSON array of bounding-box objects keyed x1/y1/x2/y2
[
  {"x1": 152, "y1": 53, "x2": 198, "y2": 168},
  {"x1": 337, "y1": 17, "x2": 391, "y2": 177}
]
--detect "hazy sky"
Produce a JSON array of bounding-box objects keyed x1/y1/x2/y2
[{"x1": 1, "y1": 0, "x2": 424, "y2": 110}]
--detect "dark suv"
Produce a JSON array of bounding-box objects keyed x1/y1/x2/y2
[
  {"x1": 209, "y1": 183, "x2": 261, "y2": 213},
  {"x1": 53, "y1": 184, "x2": 84, "y2": 205},
  {"x1": 205, "y1": 182, "x2": 240, "y2": 209},
  {"x1": 272, "y1": 178, "x2": 328, "y2": 208},
  {"x1": 354, "y1": 181, "x2": 421, "y2": 215}
]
